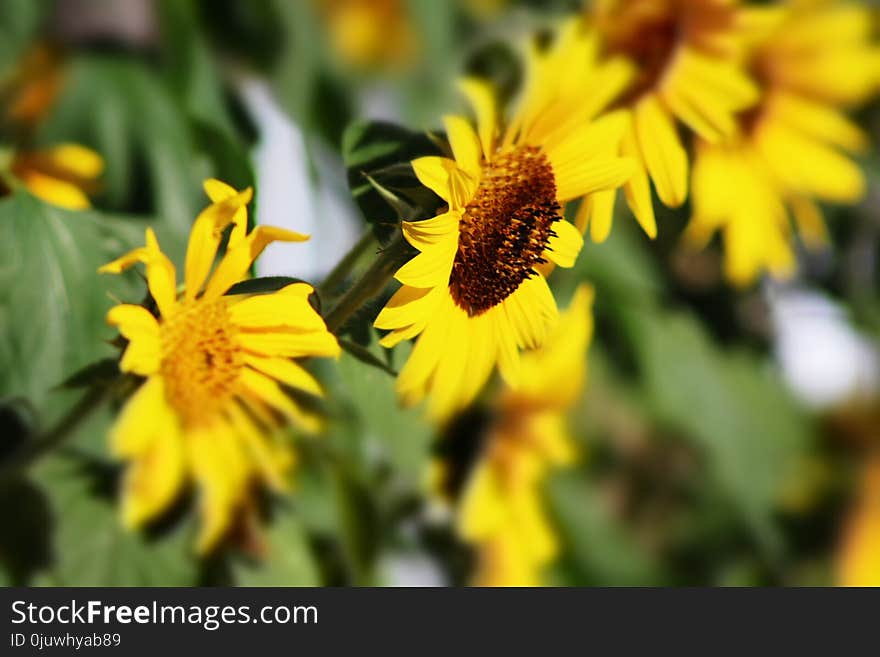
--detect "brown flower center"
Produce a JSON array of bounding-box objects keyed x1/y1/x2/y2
[
  {"x1": 160, "y1": 299, "x2": 243, "y2": 427},
  {"x1": 448, "y1": 145, "x2": 560, "y2": 316},
  {"x1": 600, "y1": 5, "x2": 679, "y2": 105}
]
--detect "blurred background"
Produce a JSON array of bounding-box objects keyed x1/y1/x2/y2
[{"x1": 0, "y1": 0, "x2": 879, "y2": 586}]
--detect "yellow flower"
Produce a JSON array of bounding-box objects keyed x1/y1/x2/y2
[
  {"x1": 836, "y1": 456, "x2": 880, "y2": 587},
  {"x1": 5, "y1": 143, "x2": 104, "y2": 210},
  {"x1": 579, "y1": 0, "x2": 762, "y2": 240},
  {"x1": 374, "y1": 64, "x2": 632, "y2": 419},
  {"x1": 317, "y1": 0, "x2": 416, "y2": 71},
  {"x1": 686, "y1": 0, "x2": 880, "y2": 286},
  {"x1": 440, "y1": 285, "x2": 594, "y2": 586},
  {"x1": 99, "y1": 179, "x2": 341, "y2": 552}
]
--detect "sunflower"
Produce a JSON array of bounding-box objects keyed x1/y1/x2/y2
[
  {"x1": 433, "y1": 285, "x2": 593, "y2": 586},
  {"x1": 577, "y1": 0, "x2": 763, "y2": 241},
  {"x1": 0, "y1": 45, "x2": 101, "y2": 210},
  {"x1": 316, "y1": 0, "x2": 416, "y2": 71},
  {"x1": 374, "y1": 62, "x2": 632, "y2": 419},
  {"x1": 686, "y1": 0, "x2": 880, "y2": 286},
  {"x1": 2, "y1": 143, "x2": 104, "y2": 210},
  {"x1": 99, "y1": 179, "x2": 340, "y2": 552}
]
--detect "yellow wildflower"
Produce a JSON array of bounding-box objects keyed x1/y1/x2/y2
[
  {"x1": 686, "y1": 0, "x2": 880, "y2": 285},
  {"x1": 374, "y1": 54, "x2": 631, "y2": 418},
  {"x1": 435, "y1": 285, "x2": 594, "y2": 585},
  {"x1": 99, "y1": 179, "x2": 340, "y2": 552}
]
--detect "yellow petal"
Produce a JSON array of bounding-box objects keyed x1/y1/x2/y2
[
  {"x1": 184, "y1": 186, "x2": 253, "y2": 299},
  {"x1": 634, "y1": 95, "x2": 688, "y2": 208},
  {"x1": 425, "y1": 303, "x2": 473, "y2": 419},
  {"x1": 544, "y1": 219, "x2": 583, "y2": 268},
  {"x1": 585, "y1": 189, "x2": 616, "y2": 243},
  {"x1": 458, "y1": 77, "x2": 496, "y2": 158},
  {"x1": 229, "y1": 285, "x2": 327, "y2": 333},
  {"x1": 554, "y1": 157, "x2": 635, "y2": 203},
  {"x1": 106, "y1": 304, "x2": 161, "y2": 376},
  {"x1": 620, "y1": 129, "x2": 657, "y2": 238},
  {"x1": 443, "y1": 114, "x2": 482, "y2": 177},
  {"x1": 143, "y1": 229, "x2": 179, "y2": 318},
  {"x1": 44, "y1": 143, "x2": 104, "y2": 179},
  {"x1": 101, "y1": 229, "x2": 179, "y2": 317},
  {"x1": 187, "y1": 424, "x2": 249, "y2": 552},
  {"x1": 503, "y1": 276, "x2": 558, "y2": 350},
  {"x1": 238, "y1": 328, "x2": 341, "y2": 360},
  {"x1": 411, "y1": 156, "x2": 456, "y2": 203},
  {"x1": 244, "y1": 354, "x2": 324, "y2": 397},
  {"x1": 374, "y1": 284, "x2": 441, "y2": 330},
  {"x1": 239, "y1": 367, "x2": 322, "y2": 434},
  {"x1": 225, "y1": 404, "x2": 292, "y2": 491},
  {"x1": 458, "y1": 462, "x2": 507, "y2": 541},
  {"x1": 203, "y1": 178, "x2": 249, "y2": 248},
  {"x1": 112, "y1": 379, "x2": 185, "y2": 529},
  {"x1": 109, "y1": 377, "x2": 169, "y2": 457},
  {"x1": 393, "y1": 239, "x2": 456, "y2": 288},
  {"x1": 203, "y1": 226, "x2": 309, "y2": 300},
  {"x1": 401, "y1": 211, "x2": 459, "y2": 250},
  {"x1": 20, "y1": 171, "x2": 91, "y2": 210}
]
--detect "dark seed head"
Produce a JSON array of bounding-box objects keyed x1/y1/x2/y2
[{"x1": 448, "y1": 145, "x2": 560, "y2": 316}]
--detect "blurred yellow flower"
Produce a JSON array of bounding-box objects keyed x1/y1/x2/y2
[
  {"x1": 686, "y1": 0, "x2": 880, "y2": 286},
  {"x1": 5, "y1": 143, "x2": 103, "y2": 210},
  {"x1": 317, "y1": 0, "x2": 416, "y2": 71},
  {"x1": 2, "y1": 45, "x2": 63, "y2": 126},
  {"x1": 437, "y1": 285, "x2": 594, "y2": 586},
  {"x1": 99, "y1": 179, "x2": 340, "y2": 552},
  {"x1": 836, "y1": 456, "x2": 880, "y2": 586},
  {"x1": 0, "y1": 45, "x2": 102, "y2": 210},
  {"x1": 374, "y1": 66, "x2": 632, "y2": 419},
  {"x1": 580, "y1": 0, "x2": 762, "y2": 240}
]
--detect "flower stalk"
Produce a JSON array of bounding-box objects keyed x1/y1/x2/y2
[
  {"x1": 0, "y1": 380, "x2": 116, "y2": 481},
  {"x1": 324, "y1": 231, "x2": 410, "y2": 334},
  {"x1": 318, "y1": 231, "x2": 377, "y2": 300}
]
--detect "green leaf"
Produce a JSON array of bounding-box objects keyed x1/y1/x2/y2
[
  {"x1": 0, "y1": 191, "x2": 141, "y2": 416},
  {"x1": 57, "y1": 358, "x2": 121, "y2": 390},
  {"x1": 0, "y1": 0, "x2": 51, "y2": 75},
  {"x1": 330, "y1": 343, "x2": 432, "y2": 479},
  {"x1": 625, "y1": 307, "x2": 814, "y2": 556},
  {"x1": 226, "y1": 276, "x2": 309, "y2": 296},
  {"x1": 0, "y1": 475, "x2": 53, "y2": 584},
  {"x1": 547, "y1": 471, "x2": 665, "y2": 586},
  {"x1": 232, "y1": 500, "x2": 319, "y2": 586},
  {"x1": 38, "y1": 55, "x2": 207, "y2": 259},
  {"x1": 29, "y1": 454, "x2": 198, "y2": 586},
  {"x1": 341, "y1": 120, "x2": 444, "y2": 243}
]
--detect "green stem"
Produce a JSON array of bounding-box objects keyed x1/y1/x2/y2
[
  {"x1": 318, "y1": 231, "x2": 376, "y2": 300},
  {"x1": 324, "y1": 232, "x2": 409, "y2": 334},
  {"x1": 0, "y1": 383, "x2": 114, "y2": 481}
]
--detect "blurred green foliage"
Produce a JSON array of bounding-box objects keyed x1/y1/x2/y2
[{"x1": 0, "y1": 0, "x2": 876, "y2": 587}]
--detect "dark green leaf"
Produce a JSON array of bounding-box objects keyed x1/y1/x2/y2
[
  {"x1": 226, "y1": 276, "x2": 308, "y2": 296},
  {"x1": 0, "y1": 397, "x2": 37, "y2": 462},
  {"x1": 57, "y1": 358, "x2": 120, "y2": 390},
  {"x1": 0, "y1": 476, "x2": 53, "y2": 585},
  {"x1": 0, "y1": 191, "x2": 141, "y2": 416},
  {"x1": 341, "y1": 119, "x2": 444, "y2": 243},
  {"x1": 30, "y1": 455, "x2": 198, "y2": 586}
]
